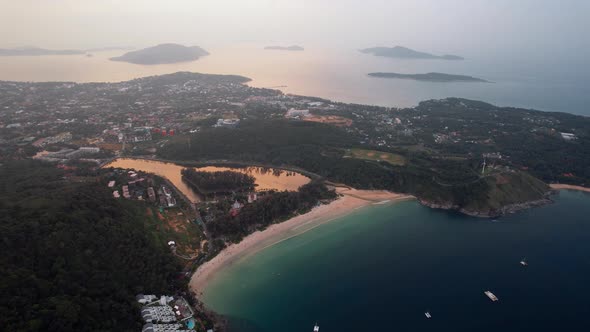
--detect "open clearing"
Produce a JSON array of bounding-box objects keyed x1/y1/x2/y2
[{"x1": 344, "y1": 148, "x2": 406, "y2": 166}]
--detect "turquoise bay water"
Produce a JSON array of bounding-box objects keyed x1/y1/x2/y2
[{"x1": 204, "y1": 190, "x2": 590, "y2": 332}]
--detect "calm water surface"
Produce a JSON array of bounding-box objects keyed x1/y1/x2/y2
[
  {"x1": 203, "y1": 190, "x2": 590, "y2": 332},
  {"x1": 1, "y1": 45, "x2": 589, "y2": 114},
  {"x1": 103, "y1": 158, "x2": 310, "y2": 202}
]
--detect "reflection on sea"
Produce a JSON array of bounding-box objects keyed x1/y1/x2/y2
[{"x1": 1, "y1": 45, "x2": 587, "y2": 114}]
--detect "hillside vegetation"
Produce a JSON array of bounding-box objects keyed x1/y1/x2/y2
[
  {"x1": 0, "y1": 161, "x2": 182, "y2": 331},
  {"x1": 182, "y1": 169, "x2": 255, "y2": 195},
  {"x1": 159, "y1": 120, "x2": 550, "y2": 216}
]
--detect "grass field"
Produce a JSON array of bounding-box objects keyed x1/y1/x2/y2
[
  {"x1": 344, "y1": 148, "x2": 406, "y2": 166},
  {"x1": 304, "y1": 115, "x2": 353, "y2": 127}
]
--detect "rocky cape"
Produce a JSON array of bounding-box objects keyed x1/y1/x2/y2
[{"x1": 419, "y1": 192, "x2": 554, "y2": 218}]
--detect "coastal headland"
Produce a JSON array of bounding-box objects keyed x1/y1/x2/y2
[{"x1": 189, "y1": 187, "x2": 413, "y2": 295}]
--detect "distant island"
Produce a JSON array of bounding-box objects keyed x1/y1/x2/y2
[
  {"x1": 85, "y1": 46, "x2": 134, "y2": 52},
  {"x1": 264, "y1": 45, "x2": 304, "y2": 51},
  {"x1": 360, "y1": 46, "x2": 464, "y2": 60},
  {"x1": 0, "y1": 47, "x2": 85, "y2": 56},
  {"x1": 368, "y1": 72, "x2": 489, "y2": 83},
  {"x1": 110, "y1": 43, "x2": 209, "y2": 65},
  {"x1": 0, "y1": 46, "x2": 133, "y2": 56}
]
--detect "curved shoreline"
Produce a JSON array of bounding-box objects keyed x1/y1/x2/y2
[
  {"x1": 189, "y1": 188, "x2": 414, "y2": 296},
  {"x1": 550, "y1": 184, "x2": 590, "y2": 193}
]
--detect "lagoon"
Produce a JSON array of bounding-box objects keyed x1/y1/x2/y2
[{"x1": 103, "y1": 158, "x2": 310, "y2": 202}]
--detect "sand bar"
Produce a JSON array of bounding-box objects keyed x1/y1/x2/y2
[
  {"x1": 550, "y1": 184, "x2": 590, "y2": 193},
  {"x1": 189, "y1": 188, "x2": 413, "y2": 296}
]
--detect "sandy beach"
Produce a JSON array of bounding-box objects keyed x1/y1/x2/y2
[
  {"x1": 189, "y1": 188, "x2": 413, "y2": 295},
  {"x1": 550, "y1": 184, "x2": 590, "y2": 193}
]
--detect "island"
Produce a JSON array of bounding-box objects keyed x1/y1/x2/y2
[
  {"x1": 0, "y1": 46, "x2": 85, "y2": 56},
  {"x1": 0, "y1": 46, "x2": 133, "y2": 56},
  {"x1": 264, "y1": 45, "x2": 304, "y2": 51},
  {"x1": 360, "y1": 45, "x2": 464, "y2": 60},
  {"x1": 368, "y1": 72, "x2": 489, "y2": 83},
  {"x1": 109, "y1": 43, "x2": 209, "y2": 65}
]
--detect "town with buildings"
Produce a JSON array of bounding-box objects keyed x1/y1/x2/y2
[
  {"x1": 2, "y1": 72, "x2": 583, "y2": 174},
  {"x1": 136, "y1": 294, "x2": 213, "y2": 332},
  {"x1": 1, "y1": 72, "x2": 584, "y2": 173}
]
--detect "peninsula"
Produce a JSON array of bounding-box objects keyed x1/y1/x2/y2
[
  {"x1": 264, "y1": 45, "x2": 304, "y2": 51},
  {"x1": 360, "y1": 46, "x2": 464, "y2": 60},
  {"x1": 368, "y1": 72, "x2": 489, "y2": 82},
  {"x1": 110, "y1": 43, "x2": 209, "y2": 65}
]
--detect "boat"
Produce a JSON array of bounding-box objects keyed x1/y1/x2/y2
[
  {"x1": 425, "y1": 311, "x2": 432, "y2": 319},
  {"x1": 520, "y1": 258, "x2": 528, "y2": 266},
  {"x1": 313, "y1": 323, "x2": 320, "y2": 331},
  {"x1": 484, "y1": 291, "x2": 499, "y2": 302}
]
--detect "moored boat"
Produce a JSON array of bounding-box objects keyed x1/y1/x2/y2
[{"x1": 484, "y1": 291, "x2": 499, "y2": 302}]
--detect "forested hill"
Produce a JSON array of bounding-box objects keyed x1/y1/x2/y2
[
  {"x1": 0, "y1": 161, "x2": 182, "y2": 331},
  {"x1": 158, "y1": 120, "x2": 550, "y2": 217}
]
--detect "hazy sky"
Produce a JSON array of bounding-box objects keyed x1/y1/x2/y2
[{"x1": 1, "y1": 0, "x2": 589, "y2": 57}]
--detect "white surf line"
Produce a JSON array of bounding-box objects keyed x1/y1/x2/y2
[
  {"x1": 292, "y1": 216, "x2": 322, "y2": 230},
  {"x1": 256, "y1": 216, "x2": 342, "y2": 253},
  {"x1": 372, "y1": 199, "x2": 391, "y2": 205},
  {"x1": 256, "y1": 203, "x2": 376, "y2": 253}
]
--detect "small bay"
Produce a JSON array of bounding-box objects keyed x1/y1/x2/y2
[{"x1": 203, "y1": 190, "x2": 590, "y2": 332}]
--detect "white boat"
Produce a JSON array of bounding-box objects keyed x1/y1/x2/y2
[
  {"x1": 425, "y1": 311, "x2": 432, "y2": 319},
  {"x1": 313, "y1": 323, "x2": 320, "y2": 332},
  {"x1": 484, "y1": 291, "x2": 499, "y2": 302},
  {"x1": 520, "y1": 258, "x2": 528, "y2": 266}
]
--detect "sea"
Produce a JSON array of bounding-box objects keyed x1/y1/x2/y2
[
  {"x1": 203, "y1": 190, "x2": 590, "y2": 332},
  {"x1": 0, "y1": 44, "x2": 589, "y2": 115}
]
